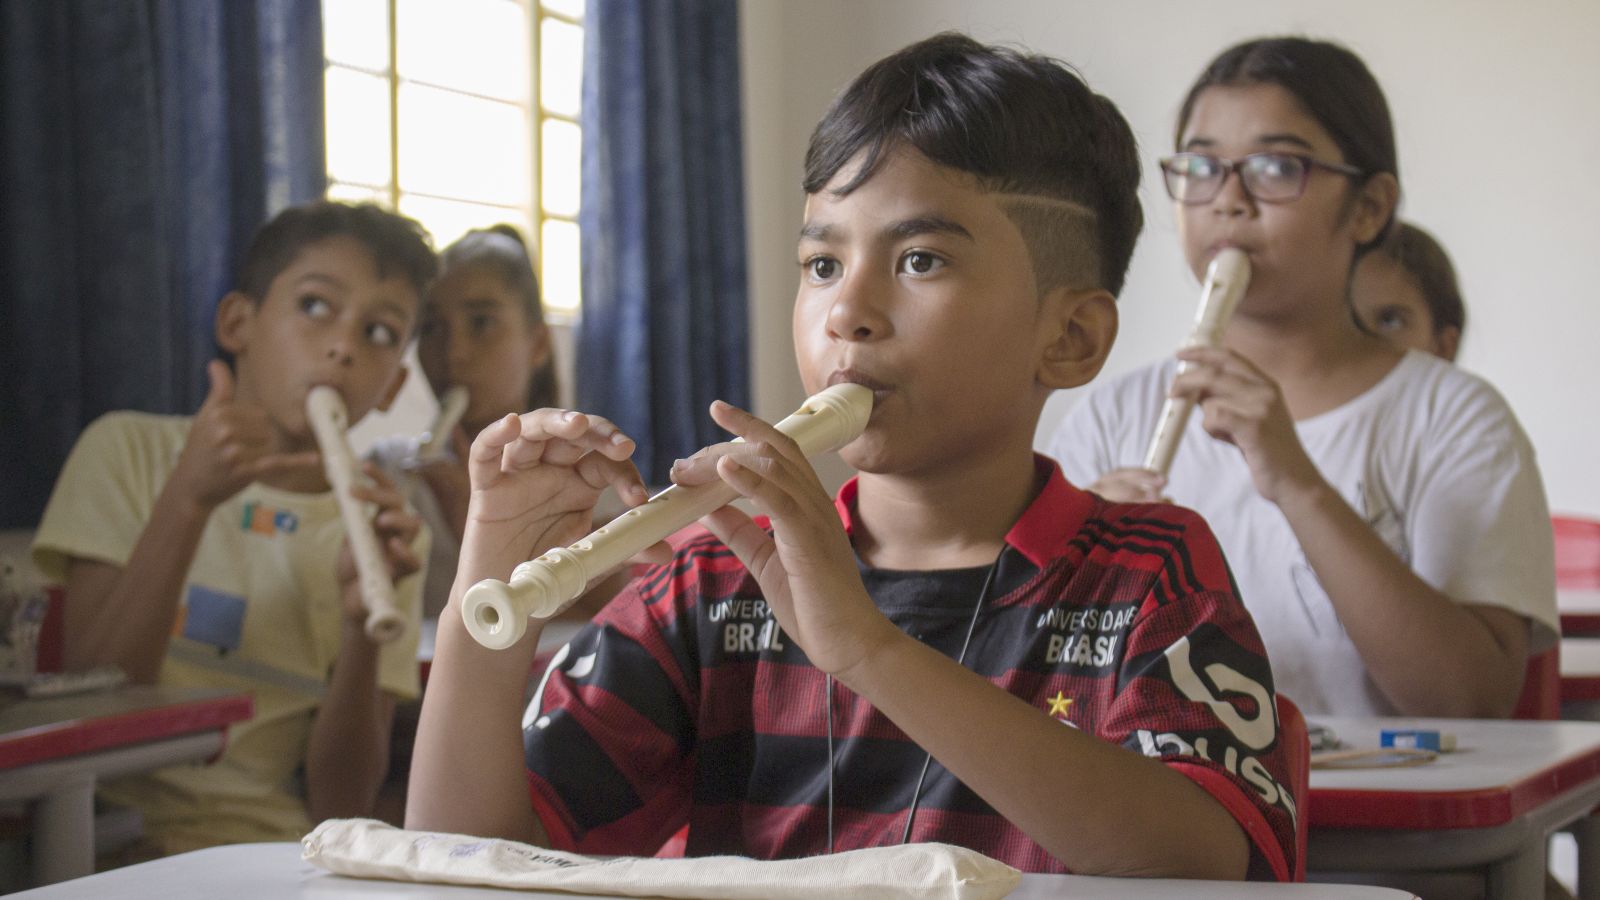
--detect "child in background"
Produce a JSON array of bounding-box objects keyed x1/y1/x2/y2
[
  {"x1": 1048, "y1": 37, "x2": 1555, "y2": 718},
  {"x1": 409, "y1": 33, "x2": 1297, "y2": 881},
  {"x1": 32, "y1": 201, "x2": 435, "y2": 856},
  {"x1": 370, "y1": 225, "x2": 556, "y2": 619},
  {"x1": 1351, "y1": 220, "x2": 1464, "y2": 361}
]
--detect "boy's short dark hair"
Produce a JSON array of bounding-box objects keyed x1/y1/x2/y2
[
  {"x1": 802, "y1": 32, "x2": 1143, "y2": 296},
  {"x1": 235, "y1": 200, "x2": 438, "y2": 305}
]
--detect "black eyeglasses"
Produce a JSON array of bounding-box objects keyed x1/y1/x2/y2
[{"x1": 1159, "y1": 151, "x2": 1365, "y2": 205}]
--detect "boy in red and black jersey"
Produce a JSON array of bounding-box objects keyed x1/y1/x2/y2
[{"x1": 410, "y1": 32, "x2": 1296, "y2": 881}]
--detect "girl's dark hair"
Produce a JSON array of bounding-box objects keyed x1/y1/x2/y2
[
  {"x1": 802, "y1": 32, "x2": 1142, "y2": 296},
  {"x1": 437, "y1": 225, "x2": 558, "y2": 409},
  {"x1": 1175, "y1": 37, "x2": 1399, "y2": 254},
  {"x1": 1377, "y1": 221, "x2": 1466, "y2": 336}
]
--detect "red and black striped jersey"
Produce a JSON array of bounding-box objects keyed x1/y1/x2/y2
[{"x1": 522, "y1": 456, "x2": 1295, "y2": 880}]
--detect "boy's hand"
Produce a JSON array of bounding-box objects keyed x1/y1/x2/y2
[
  {"x1": 676, "y1": 400, "x2": 894, "y2": 677},
  {"x1": 455, "y1": 409, "x2": 658, "y2": 592},
  {"x1": 1171, "y1": 346, "x2": 1323, "y2": 505},
  {"x1": 1087, "y1": 468, "x2": 1168, "y2": 503},
  {"x1": 337, "y1": 464, "x2": 423, "y2": 629},
  {"x1": 174, "y1": 360, "x2": 322, "y2": 510}
]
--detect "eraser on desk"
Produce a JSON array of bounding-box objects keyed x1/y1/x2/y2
[{"x1": 1380, "y1": 729, "x2": 1456, "y2": 752}]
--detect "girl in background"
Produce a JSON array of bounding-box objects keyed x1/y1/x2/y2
[
  {"x1": 372, "y1": 225, "x2": 556, "y2": 618},
  {"x1": 1352, "y1": 220, "x2": 1464, "y2": 361},
  {"x1": 1047, "y1": 37, "x2": 1555, "y2": 718}
]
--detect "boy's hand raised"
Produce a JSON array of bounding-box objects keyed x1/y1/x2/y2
[
  {"x1": 678, "y1": 400, "x2": 894, "y2": 677},
  {"x1": 174, "y1": 360, "x2": 322, "y2": 510},
  {"x1": 455, "y1": 409, "x2": 656, "y2": 594}
]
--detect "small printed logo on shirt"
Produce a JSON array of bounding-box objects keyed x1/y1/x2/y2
[
  {"x1": 240, "y1": 502, "x2": 299, "y2": 536},
  {"x1": 175, "y1": 585, "x2": 247, "y2": 652},
  {"x1": 1045, "y1": 691, "x2": 1073, "y2": 720}
]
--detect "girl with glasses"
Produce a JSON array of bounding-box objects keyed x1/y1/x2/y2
[{"x1": 1047, "y1": 37, "x2": 1555, "y2": 719}]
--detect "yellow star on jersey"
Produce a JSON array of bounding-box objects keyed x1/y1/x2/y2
[{"x1": 1046, "y1": 691, "x2": 1073, "y2": 719}]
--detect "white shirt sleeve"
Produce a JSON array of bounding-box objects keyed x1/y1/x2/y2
[{"x1": 1403, "y1": 376, "x2": 1558, "y2": 648}]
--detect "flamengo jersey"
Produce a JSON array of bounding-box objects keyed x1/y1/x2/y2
[{"x1": 523, "y1": 456, "x2": 1295, "y2": 880}]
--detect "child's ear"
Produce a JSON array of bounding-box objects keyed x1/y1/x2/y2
[
  {"x1": 376, "y1": 365, "x2": 409, "y2": 413},
  {"x1": 1435, "y1": 325, "x2": 1462, "y2": 363},
  {"x1": 528, "y1": 321, "x2": 552, "y2": 370},
  {"x1": 1037, "y1": 286, "x2": 1118, "y2": 390},
  {"x1": 214, "y1": 291, "x2": 256, "y2": 356},
  {"x1": 1351, "y1": 172, "x2": 1401, "y2": 246}
]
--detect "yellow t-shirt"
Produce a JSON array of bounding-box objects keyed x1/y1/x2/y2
[{"x1": 32, "y1": 411, "x2": 424, "y2": 852}]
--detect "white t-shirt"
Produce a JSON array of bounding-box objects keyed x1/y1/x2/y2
[{"x1": 1047, "y1": 351, "x2": 1557, "y2": 716}]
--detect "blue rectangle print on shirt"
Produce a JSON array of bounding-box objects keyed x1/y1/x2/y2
[{"x1": 182, "y1": 585, "x2": 247, "y2": 652}]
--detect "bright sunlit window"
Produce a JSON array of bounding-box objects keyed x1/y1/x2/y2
[{"x1": 322, "y1": 0, "x2": 585, "y2": 315}]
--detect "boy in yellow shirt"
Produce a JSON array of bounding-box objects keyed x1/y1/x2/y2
[{"x1": 33, "y1": 201, "x2": 434, "y2": 853}]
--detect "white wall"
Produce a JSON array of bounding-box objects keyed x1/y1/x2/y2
[{"x1": 739, "y1": 0, "x2": 1600, "y2": 514}]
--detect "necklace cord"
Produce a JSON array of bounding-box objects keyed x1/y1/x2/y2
[{"x1": 824, "y1": 547, "x2": 1006, "y2": 852}]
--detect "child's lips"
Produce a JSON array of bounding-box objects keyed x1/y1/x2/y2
[{"x1": 827, "y1": 369, "x2": 892, "y2": 396}]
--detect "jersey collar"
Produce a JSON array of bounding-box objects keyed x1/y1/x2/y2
[{"x1": 832, "y1": 454, "x2": 1095, "y2": 570}]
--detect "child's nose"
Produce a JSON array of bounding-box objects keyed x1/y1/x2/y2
[
  {"x1": 825, "y1": 274, "x2": 891, "y2": 342},
  {"x1": 325, "y1": 330, "x2": 357, "y2": 366},
  {"x1": 1210, "y1": 169, "x2": 1255, "y2": 217}
]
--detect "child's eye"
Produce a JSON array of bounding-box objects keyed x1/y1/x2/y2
[
  {"x1": 470, "y1": 313, "x2": 498, "y2": 336},
  {"x1": 366, "y1": 321, "x2": 400, "y2": 348},
  {"x1": 899, "y1": 250, "x2": 944, "y2": 275},
  {"x1": 299, "y1": 295, "x2": 333, "y2": 319},
  {"x1": 803, "y1": 255, "x2": 840, "y2": 281},
  {"x1": 1373, "y1": 306, "x2": 1410, "y2": 331}
]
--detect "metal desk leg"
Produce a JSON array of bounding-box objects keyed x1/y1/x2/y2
[
  {"x1": 30, "y1": 774, "x2": 94, "y2": 886},
  {"x1": 1486, "y1": 840, "x2": 1547, "y2": 900},
  {"x1": 1574, "y1": 814, "x2": 1600, "y2": 900}
]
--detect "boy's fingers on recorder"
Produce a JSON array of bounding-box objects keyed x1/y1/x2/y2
[
  {"x1": 352, "y1": 463, "x2": 406, "y2": 509},
  {"x1": 385, "y1": 535, "x2": 422, "y2": 579},
  {"x1": 697, "y1": 504, "x2": 769, "y2": 569},
  {"x1": 573, "y1": 450, "x2": 651, "y2": 504},
  {"x1": 709, "y1": 399, "x2": 808, "y2": 468},
  {"x1": 626, "y1": 540, "x2": 674, "y2": 566}
]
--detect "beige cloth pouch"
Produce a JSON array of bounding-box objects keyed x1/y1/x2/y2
[{"x1": 303, "y1": 818, "x2": 1021, "y2": 899}]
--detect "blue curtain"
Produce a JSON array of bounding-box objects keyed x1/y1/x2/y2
[
  {"x1": 576, "y1": 0, "x2": 749, "y2": 484},
  {"x1": 0, "y1": 0, "x2": 326, "y2": 528}
]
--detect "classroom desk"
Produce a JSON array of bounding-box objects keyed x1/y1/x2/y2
[
  {"x1": 1562, "y1": 588, "x2": 1600, "y2": 635},
  {"x1": 1306, "y1": 716, "x2": 1600, "y2": 899},
  {"x1": 10, "y1": 841, "x2": 1421, "y2": 898},
  {"x1": 1562, "y1": 636, "x2": 1600, "y2": 703},
  {"x1": 0, "y1": 686, "x2": 253, "y2": 887}
]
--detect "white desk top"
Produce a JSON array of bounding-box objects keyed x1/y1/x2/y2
[
  {"x1": 1308, "y1": 716, "x2": 1600, "y2": 793},
  {"x1": 1562, "y1": 636, "x2": 1600, "y2": 678},
  {"x1": 13, "y1": 842, "x2": 1419, "y2": 898},
  {"x1": 1559, "y1": 587, "x2": 1600, "y2": 615}
]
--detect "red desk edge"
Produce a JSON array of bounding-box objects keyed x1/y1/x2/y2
[
  {"x1": 0, "y1": 692, "x2": 254, "y2": 770},
  {"x1": 1309, "y1": 747, "x2": 1600, "y2": 830},
  {"x1": 1562, "y1": 613, "x2": 1600, "y2": 635}
]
